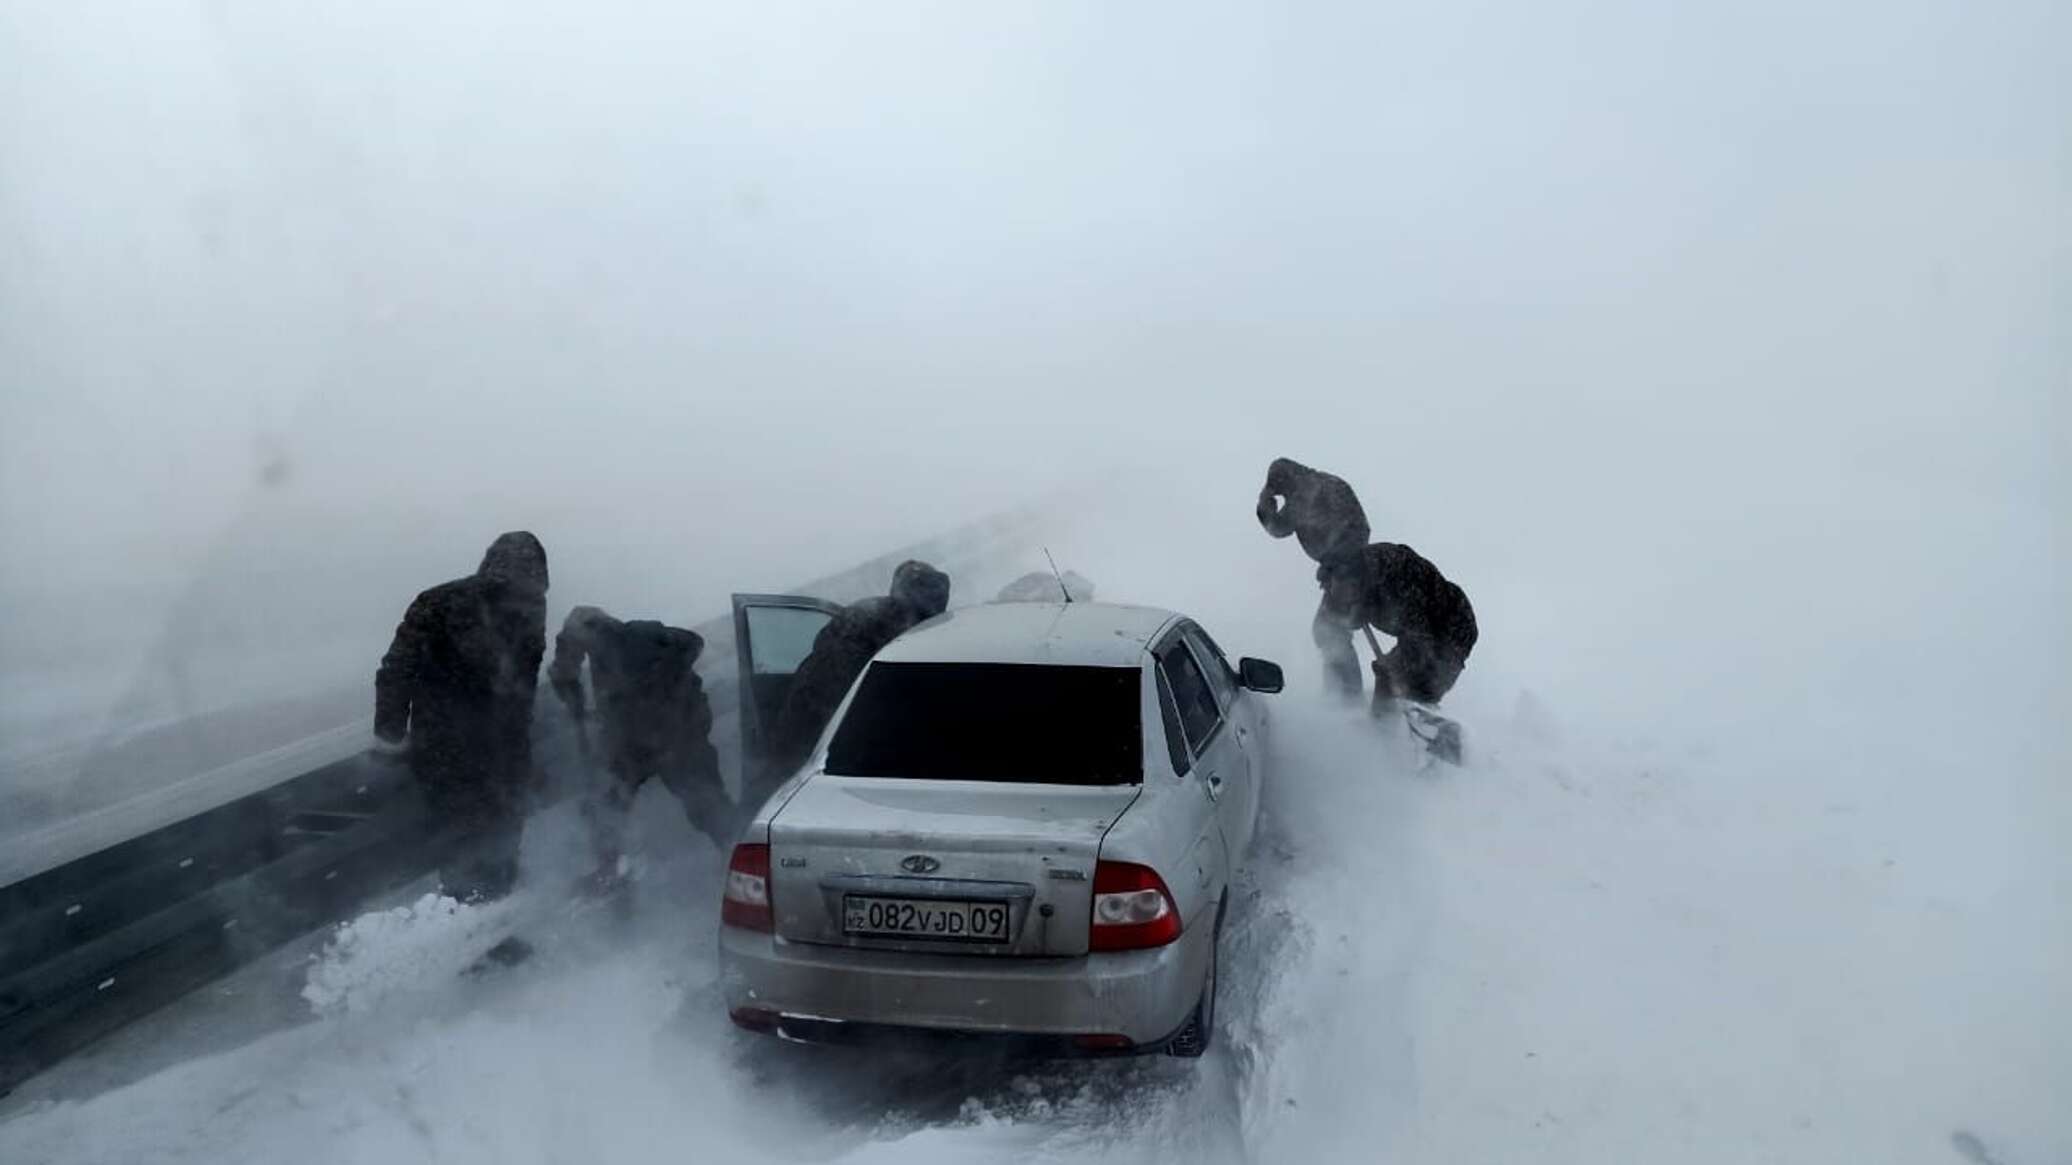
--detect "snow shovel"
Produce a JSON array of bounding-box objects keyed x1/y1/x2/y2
[{"x1": 1362, "y1": 626, "x2": 1464, "y2": 766}]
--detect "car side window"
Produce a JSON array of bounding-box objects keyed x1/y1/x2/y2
[
  {"x1": 744, "y1": 605, "x2": 834, "y2": 675},
  {"x1": 1157, "y1": 639, "x2": 1223, "y2": 753},
  {"x1": 1154, "y1": 665, "x2": 1191, "y2": 776},
  {"x1": 1184, "y1": 626, "x2": 1238, "y2": 709}
]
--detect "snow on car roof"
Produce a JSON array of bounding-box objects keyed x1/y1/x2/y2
[{"x1": 877, "y1": 601, "x2": 1177, "y2": 668}]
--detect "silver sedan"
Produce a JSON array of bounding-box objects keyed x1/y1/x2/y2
[{"x1": 718, "y1": 600, "x2": 1282, "y2": 1058}]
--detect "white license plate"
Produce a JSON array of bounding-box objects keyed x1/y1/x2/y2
[{"x1": 843, "y1": 896, "x2": 1010, "y2": 941}]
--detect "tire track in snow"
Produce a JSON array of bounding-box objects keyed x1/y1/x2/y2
[{"x1": 1223, "y1": 703, "x2": 1442, "y2": 1162}]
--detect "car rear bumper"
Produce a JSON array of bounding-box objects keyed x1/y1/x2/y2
[{"x1": 718, "y1": 921, "x2": 1209, "y2": 1049}]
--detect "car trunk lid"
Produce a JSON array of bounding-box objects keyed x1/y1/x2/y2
[{"x1": 767, "y1": 776, "x2": 1139, "y2": 957}]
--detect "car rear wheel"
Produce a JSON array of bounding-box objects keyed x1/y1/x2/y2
[{"x1": 1164, "y1": 900, "x2": 1222, "y2": 1059}]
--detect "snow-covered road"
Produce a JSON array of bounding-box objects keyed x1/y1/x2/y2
[{"x1": 3, "y1": 665, "x2": 2059, "y2": 1164}]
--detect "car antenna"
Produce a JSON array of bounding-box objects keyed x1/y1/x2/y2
[{"x1": 1043, "y1": 547, "x2": 1072, "y2": 603}]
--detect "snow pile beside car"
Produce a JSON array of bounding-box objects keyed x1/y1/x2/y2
[{"x1": 301, "y1": 893, "x2": 517, "y2": 1017}]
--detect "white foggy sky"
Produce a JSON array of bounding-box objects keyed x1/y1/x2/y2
[{"x1": 0, "y1": 0, "x2": 2064, "y2": 757}]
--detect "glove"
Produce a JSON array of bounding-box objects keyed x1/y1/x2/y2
[{"x1": 1263, "y1": 479, "x2": 1313, "y2": 533}]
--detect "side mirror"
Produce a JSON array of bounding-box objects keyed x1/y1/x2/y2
[{"x1": 1238, "y1": 657, "x2": 1284, "y2": 694}]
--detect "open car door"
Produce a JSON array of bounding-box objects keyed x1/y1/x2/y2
[{"x1": 731, "y1": 593, "x2": 844, "y2": 787}]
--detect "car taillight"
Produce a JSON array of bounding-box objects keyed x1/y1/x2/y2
[
  {"x1": 1089, "y1": 860, "x2": 1181, "y2": 951},
  {"x1": 722, "y1": 843, "x2": 772, "y2": 932}
]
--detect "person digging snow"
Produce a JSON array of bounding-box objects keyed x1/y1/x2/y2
[{"x1": 1257, "y1": 456, "x2": 1478, "y2": 706}]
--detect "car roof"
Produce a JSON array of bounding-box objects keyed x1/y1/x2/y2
[{"x1": 875, "y1": 601, "x2": 1179, "y2": 668}]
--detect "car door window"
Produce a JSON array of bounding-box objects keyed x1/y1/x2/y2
[
  {"x1": 744, "y1": 605, "x2": 831, "y2": 674},
  {"x1": 1154, "y1": 665, "x2": 1191, "y2": 776},
  {"x1": 731, "y1": 593, "x2": 844, "y2": 767},
  {"x1": 1157, "y1": 639, "x2": 1223, "y2": 754},
  {"x1": 1185, "y1": 623, "x2": 1260, "y2": 853},
  {"x1": 1184, "y1": 626, "x2": 1238, "y2": 710}
]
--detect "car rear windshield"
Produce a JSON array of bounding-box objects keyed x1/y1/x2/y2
[{"x1": 824, "y1": 662, "x2": 1142, "y2": 785}]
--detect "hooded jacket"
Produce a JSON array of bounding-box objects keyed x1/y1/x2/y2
[
  {"x1": 374, "y1": 532, "x2": 549, "y2": 819},
  {"x1": 1257, "y1": 457, "x2": 1371, "y2": 565},
  {"x1": 765, "y1": 560, "x2": 951, "y2": 777},
  {"x1": 1325, "y1": 542, "x2": 1478, "y2": 660},
  {"x1": 549, "y1": 606, "x2": 715, "y2": 773}
]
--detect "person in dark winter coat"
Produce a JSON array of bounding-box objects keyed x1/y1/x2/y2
[
  {"x1": 760, "y1": 560, "x2": 952, "y2": 794},
  {"x1": 374, "y1": 532, "x2": 549, "y2": 903},
  {"x1": 1318, "y1": 542, "x2": 1479, "y2": 707},
  {"x1": 549, "y1": 607, "x2": 730, "y2": 883},
  {"x1": 1256, "y1": 457, "x2": 1373, "y2": 696}
]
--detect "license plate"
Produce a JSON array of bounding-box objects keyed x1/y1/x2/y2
[{"x1": 843, "y1": 896, "x2": 1011, "y2": 942}]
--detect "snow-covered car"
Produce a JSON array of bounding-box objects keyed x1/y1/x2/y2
[{"x1": 717, "y1": 600, "x2": 1283, "y2": 1057}]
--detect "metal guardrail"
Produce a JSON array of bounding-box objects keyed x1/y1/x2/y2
[
  {"x1": 1, "y1": 724, "x2": 378, "y2": 891},
  {"x1": 0, "y1": 502, "x2": 1052, "y2": 1093},
  {"x1": 0, "y1": 749, "x2": 431, "y2": 1090}
]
